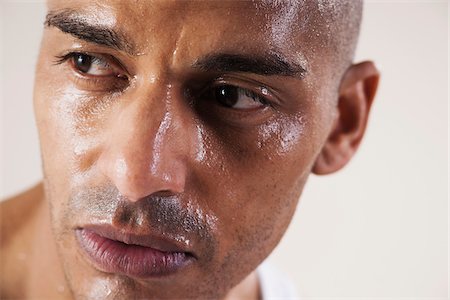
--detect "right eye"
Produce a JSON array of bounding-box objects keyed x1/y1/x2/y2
[
  {"x1": 71, "y1": 53, "x2": 112, "y2": 76},
  {"x1": 55, "y1": 52, "x2": 127, "y2": 79},
  {"x1": 72, "y1": 53, "x2": 124, "y2": 78},
  {"x1": 54, "y1": 52, "x2": 129, "y2": 92}
]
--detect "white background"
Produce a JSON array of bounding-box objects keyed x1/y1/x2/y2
[{"x1": 0, "y1": 1, "x2": 448, "y2": 299}]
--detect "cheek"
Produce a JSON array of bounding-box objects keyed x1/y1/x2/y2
[
  {"x1": 257, "y1": 113, "x2": 306, "y2": 156},
  {"x1": 34, "y1": 64, "x2": 112, "y2": 217},
  {"x1": 195, "y1": 112, "x2": 317, "y2": 274}
]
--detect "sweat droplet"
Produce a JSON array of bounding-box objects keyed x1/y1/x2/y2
[
  {"x1": 115, "y1": 158, "x2": 127, "y2": 177},
  {"x1": 261, "y1": 87, "x2": 269, "y2": 95}
]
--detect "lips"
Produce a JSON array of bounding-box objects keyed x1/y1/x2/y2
[{"x1": 75, "y1": 225, "x2": 195, "y2": 278}]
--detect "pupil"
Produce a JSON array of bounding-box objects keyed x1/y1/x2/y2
[
  {"x1": 215, "y1": 85, "x2": 238, "y2": 107},
  {"x1": 75, "y1": 54, "x2": 92, "y2": 73}
]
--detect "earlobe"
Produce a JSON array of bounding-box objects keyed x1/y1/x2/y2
[{"x1": 312, "y1": 61, "x2": 380, "y2": 175}]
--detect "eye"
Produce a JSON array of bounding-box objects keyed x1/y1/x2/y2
[
  {"x1": 71, "y1": 53, "x2": 116, "y2": 76},
  {"x1": 55, "y1": 52, "x2": 125, "y2": 78},
  {"x1": 211, "y1": 85, "x2": 267, "y2": 110},
  {"x1": 54, "y1": 52, "x2": 129, "y2": 92}
]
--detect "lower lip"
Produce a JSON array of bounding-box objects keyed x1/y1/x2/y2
[{"x1": 75, "y1": 229, "x2": 193, "y2": 278}]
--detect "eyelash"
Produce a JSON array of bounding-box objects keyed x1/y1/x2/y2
[
  {"x1": 56, "y1": 51, "x2": 128, "y2": 76},
  {"x1": 55, "y1": 52, "x2": 100, "y2": 67},
  {"x1": 55, "y1": 52, "x2": 83, "y2": 65}
]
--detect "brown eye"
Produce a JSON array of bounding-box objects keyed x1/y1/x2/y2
[
  {"x1": 215, "y1": 85, "x2": 239, "y2": 107},
  {"x1": 212, "y1": 85, "x2": 267, "y2": 110},
  {"x1": 70, "y1": 53, "x2": 117, "y2": 77},
  {"x1": 74, "y1": 53, "x2": 93, "y2": 73}
]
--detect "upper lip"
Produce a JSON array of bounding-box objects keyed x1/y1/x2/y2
[{"x1": 79, "y1": 224, "x2": 194, "y2": 256}]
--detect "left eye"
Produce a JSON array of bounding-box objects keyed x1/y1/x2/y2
[
  {"x1": 211, "y1": 85, "x2": 267, "y2": 110},
  {"x1": 71, "y1": 53, "x2": 115, "y2": 76}
]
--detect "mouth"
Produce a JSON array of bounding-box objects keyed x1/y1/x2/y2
[{"x1": 75, "y1": 225, "x2": 196, "y2": 278}]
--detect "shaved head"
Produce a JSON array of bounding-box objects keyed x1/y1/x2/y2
[{"x1": 246, "y1": 0, "x2": 365, "y2": 105}]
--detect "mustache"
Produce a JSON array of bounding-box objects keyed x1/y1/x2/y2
[{"x1": 68, "y1": 185, "x2": 217, "y2": 241}]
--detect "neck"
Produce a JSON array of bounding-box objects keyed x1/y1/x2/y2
[
  {"x1": 224, "y1": 270, "x2": 261, "y2": 300},
  {"x1": 27, "y1": 190, "x2": 72, "y2": 299},
  {"x1": 0, "y1": 183, "x2": 71, "y2": 299}
]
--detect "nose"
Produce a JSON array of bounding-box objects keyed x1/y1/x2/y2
[{"x1": 98, "y1": 85, "x2": 191, "y2": 202}]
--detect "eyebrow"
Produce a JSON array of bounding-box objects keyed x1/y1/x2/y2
[
  {"x1": 44, "y1": 9, "x2": 135, "y2": 55},
  {"x1": 193, "y1": 53, "x2": 307, "y2": 79}
]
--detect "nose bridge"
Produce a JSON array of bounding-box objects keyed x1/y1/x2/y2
[
  {"x1": 150, "y1": 107, "x2": 174, "y2": 177},
  {"x1": 100, "y1": 83, "x2": 190, "y2": 201}
]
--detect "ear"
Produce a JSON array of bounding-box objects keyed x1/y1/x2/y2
[{"x1": 312, "y1": 61, "x2": 380, "y2": 175}]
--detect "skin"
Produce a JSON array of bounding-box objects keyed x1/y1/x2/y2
[{"x1": 0, "y1": 0, "x2": 379, "y2": 299}]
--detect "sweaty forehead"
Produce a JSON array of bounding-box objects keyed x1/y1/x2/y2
[
  {"x1": 46, "y1": 0, "x2": 315, "y2": 30},
  {"x1": 46, "y1": 2, "x2": 324, "y2": 56},
  {"x1": 46, "y1": 0, "x2": 359, "y2": 78}
]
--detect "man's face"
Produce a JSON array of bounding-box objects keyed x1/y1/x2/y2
[{"x1": 34, "y1": 0, "x2": 341, "y2": 298}]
